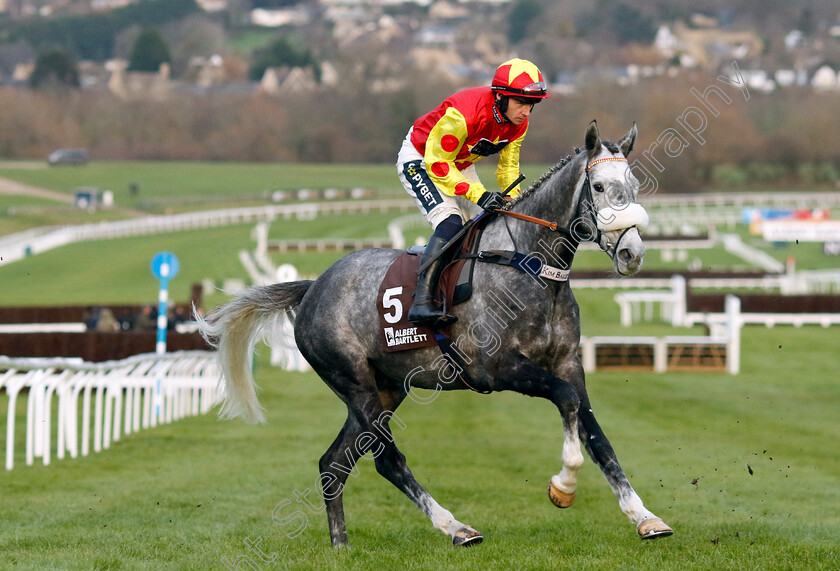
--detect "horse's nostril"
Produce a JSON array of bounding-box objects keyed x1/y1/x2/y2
[{"x1": 617, "y1": 248, "x2": 633, "y2": 264}]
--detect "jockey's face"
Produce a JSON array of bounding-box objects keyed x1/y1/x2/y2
[{"x1": 504, "y1": 97, "x2": 536, "y2": 125}]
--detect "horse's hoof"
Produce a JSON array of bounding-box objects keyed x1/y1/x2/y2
[
  {"x1": 548, "y1": 481, "x2": 575, "y2": 508},
  {"x1": 452, "y1": 526, "x2": 483, "y2": 547},
  {"x1": 637, "y1": 517, "x2": 674, "y2": 539}
]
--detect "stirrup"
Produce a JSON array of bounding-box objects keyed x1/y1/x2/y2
[{"x1": 433, "y1": 313, "x2": 458, "y2": 328}]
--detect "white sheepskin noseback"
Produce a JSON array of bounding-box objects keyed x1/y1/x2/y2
[{"x1": 596, "y1": 204, "x2": 649, "y2": 232}]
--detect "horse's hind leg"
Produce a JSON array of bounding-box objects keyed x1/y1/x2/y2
[
  {"x1": 366, "y1": 393, "x2": 483, "y2": 547},
  {"x1": 318, "y1": 412, "x2": 364, "y2": 547},
  {"x1": 315, "y1": 366, "x2": 480, "y2": 547}
]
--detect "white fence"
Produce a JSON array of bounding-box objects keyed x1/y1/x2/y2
[
  {"x1": 613, "y1": 274, "x2": 840, "y2": 328},
  {"x1": 0, "y1": 351, "x2": 220, "y2": 470},
  {"x1": 615, "y1": 275, "x2": 688, "y2": 327},
  {"x1": 643, "y1": 190, "x2": 840, "y2": 210},
  {"x1": 582, "y1": 295, "x2": 742, "y2": 375},
  {"x1": 643, "y1": 191, "x2": 840, "y2": 232},
  {"x1": 0, "y1": 199, "x2": 416, "y2": 267}
]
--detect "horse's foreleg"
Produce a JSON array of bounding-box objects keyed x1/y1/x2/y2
[
  {"x1": 494, "y1": 358, "x2": 585, "y2": 509},
  {"x1": 548, "y1": 405, "x2": 585, "y2": 509},
  {"x1": 578, "y1": 406, "x2": 673, "y2": 539}
]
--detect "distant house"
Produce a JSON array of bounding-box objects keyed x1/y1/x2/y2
[
  {"x1": 418, "y1": 25, "x2": 456, "y2": 47},
  {"x1": 655, "y1": 21, "x2": 763, "y2": 69},
  {"x1": 11, "y1": 62, "x2": 34, "y2": 84},
  {"x1": 429, "y1": 1, "x2": 468, "y2": 20},
  {"x1": 410, "y1": 46, "x2": 464, "y2": 77},
  {"x1": 90, "y1": 0, "x2": 135, "y2": 10},
  {"x1": 784, "y1": 30, "x2": 805, "y2": 50},
  {"x1": 811, "y1": 65, "x2": 839, "y2": 92},
  {"x1": 189, "y1": 54, "x2": 227, "y2": 88},
  {"x1": 742, "y1": 69, "x2": 775, "y2": 93},
  {"x1": 260, "y1": 66, "x2": 317, "y2": 94},
  {"x1": 250, "y1": 7, "x2": 310, "y2": 27},
  {"x1": 654, "y1": 25, "x2": 680, "y2": 57},
  {"x1": 196, "y1": 0, "x2": 226, "y2": 11},
  {"x1": 78, "y1": 60, "x2": 111, "y2": 89},
  {"x1": 774, "y1": 69, "x2": 797, "y2": 87},
  {"x1": 107, "y1": 59, "x2": 172, "y2": 100},
  {"x1": 552, "y1": 71, "x2": 577, "y2": 95}
]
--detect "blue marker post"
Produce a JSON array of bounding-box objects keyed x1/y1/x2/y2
[{"x1": 151, "y1": 251, "x2": 179, "y2": 423}]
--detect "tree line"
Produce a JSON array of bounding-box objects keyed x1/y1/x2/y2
[
  {"x1": 1, "y1": 0, "x2": 200, "y2": 61},
  {"x1": 1, "y1": 71, "x2": 838, "y2": 192}
]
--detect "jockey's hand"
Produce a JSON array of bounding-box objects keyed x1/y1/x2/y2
[{"x1": 477, "y1": 191, "x2": 507, "y2": 212}]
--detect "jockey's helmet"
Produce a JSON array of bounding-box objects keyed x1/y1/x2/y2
[{"x1": 491, "y1": 58, "x2": 550, "y2": 100}]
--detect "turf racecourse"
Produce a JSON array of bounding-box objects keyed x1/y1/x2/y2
[
  {"x1": 1, "y1": 324, "x2": 838, "y2": 570},
  {"x1": 1, "y1": 160, "x2": 838, "y2": 568}
]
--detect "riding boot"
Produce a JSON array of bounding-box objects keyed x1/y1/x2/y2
[{"x1": 408, "y1": 234, "x2": 457, "y2": 327}]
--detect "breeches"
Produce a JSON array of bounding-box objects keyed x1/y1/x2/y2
[{"x1": 396, "y1": 128, "x2": 481, "y2": 229}]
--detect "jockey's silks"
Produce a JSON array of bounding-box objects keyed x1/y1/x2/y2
[{"x1": 410, "y1": 87, "x2": 527, "y2": 203}]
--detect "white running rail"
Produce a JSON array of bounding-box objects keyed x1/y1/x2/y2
[
  {"x1": 0, "y1": 199, "x2": 416, "y2": 267},
  {"x1": 0, "y1": 351, "x2": 220, "y2": 471}
]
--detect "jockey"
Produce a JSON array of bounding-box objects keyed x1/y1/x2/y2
[{"x1": 396, "y1": 58, "x2": 550, "y2": 326}]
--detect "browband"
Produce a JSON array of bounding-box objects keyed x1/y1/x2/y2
[{"x1": 586, "y1": 156, "x2": 628, "y2": 172}]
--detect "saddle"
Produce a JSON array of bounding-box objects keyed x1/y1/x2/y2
[{"x1": 376, "y1": 222, "x2": 481, "y2": 353}]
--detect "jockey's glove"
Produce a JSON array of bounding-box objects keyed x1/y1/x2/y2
[{"x1": 477, "y1": 191, "x2": 507, "y2": 212}]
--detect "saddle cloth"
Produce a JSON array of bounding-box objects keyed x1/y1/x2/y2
[
  {"x1": 377, "y1": 226, "x2": 482, "y2": 353},
  {"x1": 377, "y1": 252, "x2": 437, "y2": 352}
]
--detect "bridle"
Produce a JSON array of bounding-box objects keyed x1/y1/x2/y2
[{"x1": 496, "y1": 156, "x2": 643, "y2": 264}]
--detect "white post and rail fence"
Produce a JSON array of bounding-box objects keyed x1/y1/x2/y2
[{"x1": 0, "y1": 351, "x2": 219, "y2": 471}]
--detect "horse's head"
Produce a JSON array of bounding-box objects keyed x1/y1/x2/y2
[{"x1": 577, "y1": 120, "x2": 648, "y2": 276}]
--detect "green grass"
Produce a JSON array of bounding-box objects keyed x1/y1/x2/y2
[
  {"x1": 745, "y1": 235, "x2": 839, "y2": 271},
  {"x1": 0, "y1": 161, "x2": 402, "y2": 201},
  {"x1": 1, "y1": 161, "x2": 839, "y2": 567},
  {"x1": 1, "y1": 224, "x2": 254, "y2": 307},
  {"x1": 228, "y1": 28, "x2": 278, "y2": 55},
  {"x1": 1, "y1": 325, "x2": 838, "y2": 569}
]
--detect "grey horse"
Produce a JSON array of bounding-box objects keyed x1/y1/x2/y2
[{"x1": 199, "y1": 121, "x2": 674, "y2": 548}]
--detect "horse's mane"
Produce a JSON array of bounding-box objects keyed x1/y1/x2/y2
[
  {"x1": 510, "y1": 147, "x2": 582, "y2": 207},
  {"x1": 510, "y1": 140, "x2": 621, "y2": 208}
]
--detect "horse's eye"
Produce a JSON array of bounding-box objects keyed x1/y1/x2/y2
[{"x1": 593, "y1": 183, "x2": 605, "y2": 193}]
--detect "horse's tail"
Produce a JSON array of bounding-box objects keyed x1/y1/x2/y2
[{"x1": 197, "y1": 280, "x2": 314, "y2": 424}]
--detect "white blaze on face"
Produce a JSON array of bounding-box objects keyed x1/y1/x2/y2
[
  {"x1": 587, "y1": 147, "x2": 640, "y2": 218},
  {"x1": 585, "y1": 147, "x2": 647, "y2": 274}
]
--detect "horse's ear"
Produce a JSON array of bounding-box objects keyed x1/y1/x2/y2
[
  {"x1": 585, "y1": 120, "x2": 600, "y2": 152},
  {"x1": 619, "y1": 122, "x2": 638, "y2": 157}
]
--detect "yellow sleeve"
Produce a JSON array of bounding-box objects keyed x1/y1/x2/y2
[
  {"x1": 424, "y1": 107, "x2": 489, "y2": 204},
  {"x1": 496, "y1": 125, "x2": 526, "y2": 198}
]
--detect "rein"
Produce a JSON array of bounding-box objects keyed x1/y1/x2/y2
[{"x1": 495, "y1": 210, "x2": 559, "y2": 232}]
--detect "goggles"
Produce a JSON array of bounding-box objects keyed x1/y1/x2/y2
[
  {"x1": 521, "y1": 81, "x2": 547, "y2": 93},
  {"x1": 492, "y1": 81, "x2": 548, "y2": 97}
]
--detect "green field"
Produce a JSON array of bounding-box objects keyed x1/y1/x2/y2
[
  {"x1": 1, "y1": 161, "x2": 839, "y2": 569},
  {"x1": 1, "y1": 326, "x2": 838, "y2": 569}
]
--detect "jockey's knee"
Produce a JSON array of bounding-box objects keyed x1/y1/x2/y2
[
  {"x1": 433, "y1": 214, "x2": 463, "y2": 241},
  {"x1": 427, "y1": 205, "x2": 462, "y2": 231}
]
